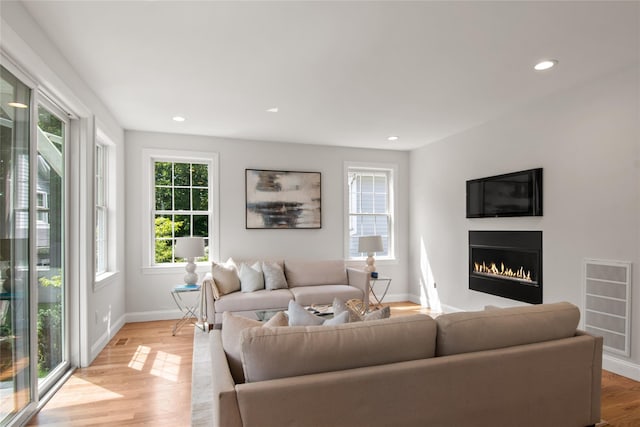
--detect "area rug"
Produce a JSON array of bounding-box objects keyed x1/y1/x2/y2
[{"x1": 191, "y1": 327, "x2": 213, "y2": 426}]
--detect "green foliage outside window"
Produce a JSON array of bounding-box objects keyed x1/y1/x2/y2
[{"x1": 153, "y1": 161, "x2": 210, "y2": 264}]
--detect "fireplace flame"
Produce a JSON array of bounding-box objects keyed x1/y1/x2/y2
[{"x1": 474, "y1": 261, "x2": 532, "y2": 282}]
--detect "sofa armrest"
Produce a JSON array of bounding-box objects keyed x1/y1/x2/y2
[
  {"x1": 576, "y1": 329, "x2": 603, "y2": 423},
  {"x1": 347, "y1": 267, "x2": 369, "y2": 307},
  {"x1": 209, "y1": 330, "x2": 243, "y2": 427}
]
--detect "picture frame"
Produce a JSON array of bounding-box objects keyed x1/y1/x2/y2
[{"x1": 245, "y1": 169, "x2": 321, "y2": 229}]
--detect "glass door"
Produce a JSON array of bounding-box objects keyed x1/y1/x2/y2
[
  {"x1": 0, "y1": 65, "x2": 33, "y2": 425},
  {"x1": 35, "y1": 100, "x2": 68, "y2": 395}
]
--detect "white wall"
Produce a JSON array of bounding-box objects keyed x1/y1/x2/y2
[
  {"x1": 1, "y1": 1, "x2": 126, "y2": 366},
  {"x1": 124, "y1": 131, "x2": 410, "y2": 320},
  {"x1": 409, "y1": 65, "x2": 640, "y2": 379}
]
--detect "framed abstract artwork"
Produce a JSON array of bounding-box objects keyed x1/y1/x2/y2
[{"x1": 245, "y1": 169, "x2": 321, "y2": 229}]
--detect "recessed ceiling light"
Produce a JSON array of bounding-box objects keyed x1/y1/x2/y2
[
  {"x1": 172, "y1": 116, "x2": 185, "y2": 122},
  {"x1": 8, "y1": 102, "x2": 28, "y2": 109},
  {"x1": 387, "y1": 136, "x2": 399, "y2": 141},
  {"x1": 266, "y1": 107, "x2": 279, "y2": 113},
  {"x1": 534, "y1": 59, "x2": 558, "y2": 71}
]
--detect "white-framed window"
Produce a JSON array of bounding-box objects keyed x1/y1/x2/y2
[
  {"x1": 344, "y1": 162, "x2": 396, "y2": 260},
  {"x1": 143, "y1": 149, "x2": 219, "y2": 268},
  {"x1": 36, "y1": 191, "x2": 49, "y2": 223},
  {"x1": 95, "y1": 142, "x2": 108, "y2": 276}
]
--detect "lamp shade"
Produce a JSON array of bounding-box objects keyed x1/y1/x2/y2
[
  {"x1": 358, "y1": 235, "x2": 383, "y2": 254},
  {"x1": 175, "y1": 237, "x2": 205, "y2": 259}
]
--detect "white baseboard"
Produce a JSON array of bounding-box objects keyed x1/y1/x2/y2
[
  {"x1": 125, "y1": 309, "x2": 183, "y2": 323},
  {"x1": 89, "y1": 314, "x2": 126, "y2": 366},
  {"x1": 440, "y1": 303, "x2": 464, "y2": 313},
  {"x1": 603, "y1": 354, "x2": 640, "y2": 381},
  {"x1": 382, "y1": 293, "x2": 411, "y2": 303}
]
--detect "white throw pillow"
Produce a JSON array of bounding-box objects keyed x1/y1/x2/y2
[
  {"x1": 323, "y1": 310, "x2": 350, "y2": 325},
  {"x1": 212, "y1": 258, "x2": 240, "y2": 296},
  {"x1": 262, "y1": 261, "x2": 288, "y2": 290},
  {"x1": 287, "y1": 300, "x2": 350, "y2": 326},
  {"x1": 239, "y1": 262, "x2": 265, "y2": 292}
]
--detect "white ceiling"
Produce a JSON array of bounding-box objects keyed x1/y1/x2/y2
[{"x1": 21, "y1": 1, "x2": 639, "y2": 151}]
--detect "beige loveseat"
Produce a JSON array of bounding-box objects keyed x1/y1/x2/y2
[
  {"x1": 201, "y1": 259, "x2": 369, "y2": 325},
  {"x1": 208, "y1": 302, "x2": 602, "y2": 427}
]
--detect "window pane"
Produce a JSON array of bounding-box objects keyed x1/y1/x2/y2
[
  {"x1": 193, "y1": 215, "x2": 208, "y2": 237},
  {"x1": 360, "y1": 175, "x2": 374, "y2": 193},
  {"x1": 154, "y1": 214, "x2": 173, "y2": 263},
  {"x1": 374, "y1": 175, "x2": 387, "y2": 193},
  {"x1": 0, "y1": 65, "x2": 33, "y2": 421},
  {"x1": 201, "y1": 238, "x2": 209, "y2": 262},
  {"x1": 174, "y1": 215, "x2": 190, "y2": 237},
  {"x1": 192, "y1": 188, "x2": 208, "y2": 211},
  {"x1": 37, "y1": 103, "x2": 66, "y2": 392},
  {"x1": 155, "y1": 187, "x2": 172, "y2": 210},
  {"x1": 192, "y1": 163, "x2": 208, "y2": 186},
  {"x1": 374, "y1": 194, "x2": 387, "y2": 213},
  {"x1": 361, "y1": 192, "x2": 374, "y2": 213},
  {"x1": 174, "y1": 162, "x2": 190, "y2": 186},
  {"x1": 155, "y1": 162, "x2": 172, "y2": 185},
  {"x1": 174, "y1": 188, "x2": 190, "y2": 210}
]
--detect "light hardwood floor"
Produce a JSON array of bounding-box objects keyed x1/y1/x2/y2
[{"x1": 29, "y1": 303, "x2": 640, "y2": 426}]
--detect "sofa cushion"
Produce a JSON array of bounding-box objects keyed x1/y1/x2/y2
[
  {"x1": 289, "y1": 285, "x2": 363, "y2": 306},
  {"x1": 215, "y1": 288, "x2": 294, "y2": 313},
  {"x1": 435, "y1": 302, "x2": 580, "y2": 357},
  {"x1": 212, "y1": 258, "x2": 240, "y2": 295},
  {"x1": 262, "y1": 261, "x2": 288, "y2": 290},
  {"x1": 221, "y1": 311, "x2": 288, "y2": 383},
  {"x1": 284, "y1": 259, "x2": 349, "y2": 287},
  {"x1": 239, "y1": 262, "x2": 264, "y2": 293},
  {"x1": 240, "y1": 314, "x2": 437, "y2": 383}
]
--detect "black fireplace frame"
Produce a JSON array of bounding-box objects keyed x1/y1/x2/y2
[{"x1": 469, "y1": 230, "x2": 542, "y2": 304}]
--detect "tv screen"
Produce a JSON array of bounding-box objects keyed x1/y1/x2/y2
[{"x1": 466, "y1": 168, "x2": 542, "y2": 218}]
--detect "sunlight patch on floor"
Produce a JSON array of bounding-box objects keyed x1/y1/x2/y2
[
  {"x1": 41, "y1": 377, "x2": 123, "y2": 409},
  {"x1": 128, "y1": 345, "x2": 151, "y2": 371},
  {"x1": 150, "y1": 351, "x2": 181, "y2": 382}
]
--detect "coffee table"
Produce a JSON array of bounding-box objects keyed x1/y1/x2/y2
[{"x1": 255, "y1": 304, "x2": 334, "y2": 322}]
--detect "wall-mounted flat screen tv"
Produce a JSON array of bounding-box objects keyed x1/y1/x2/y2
[{"x1": 466, "y1": 168, "x2": 543, "y2": 218}]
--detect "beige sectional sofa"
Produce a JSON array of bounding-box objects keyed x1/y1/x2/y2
[
  {"x1": 201, "y1": 259, "x2": 369, "y2": 325},
  {"x1": 208, "y1": 302, "x2": 602, "y2": 427}
]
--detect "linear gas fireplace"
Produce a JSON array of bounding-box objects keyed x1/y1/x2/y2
[{"x1": 469, "y1": 231, "x2": 542, "y2": 304}]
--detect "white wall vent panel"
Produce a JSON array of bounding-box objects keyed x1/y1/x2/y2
[{"x1": 583, "y1": 259, "x2": 631, "y2": 357}]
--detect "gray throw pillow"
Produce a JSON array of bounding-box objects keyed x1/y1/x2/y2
[{"x1": 262, "y1": 261, "x2": 288, "y2": 290}]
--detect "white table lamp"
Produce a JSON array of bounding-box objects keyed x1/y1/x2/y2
[
  {"x1": 358, "y1": 235, "x2": 383, "y2": 273},
  {"x1": 175, "y1": 237, "x2": 205, "y2": 285}
]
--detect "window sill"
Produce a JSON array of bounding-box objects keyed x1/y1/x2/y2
[
  {"x1": 142, "y1": 263, "x2": 211, "y2": 276},
  {"x1": 94, "y1": 271, "x2": 120, "y2": 291}
]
